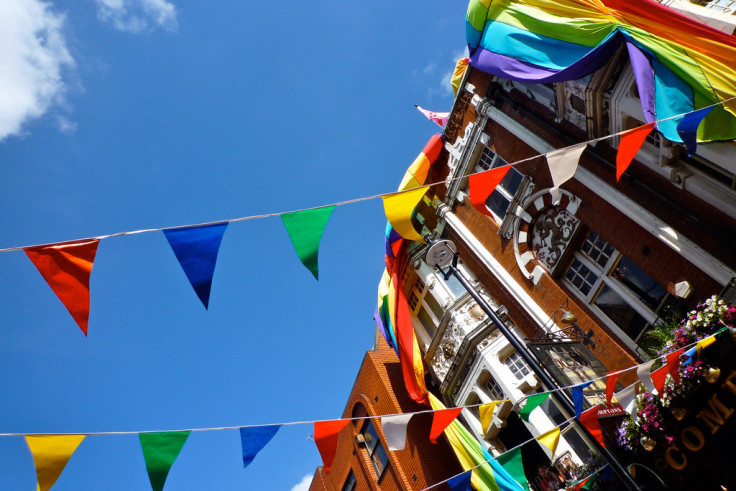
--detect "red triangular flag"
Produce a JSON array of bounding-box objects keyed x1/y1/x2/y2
[
  {"x1": 25, "y1": 239, "x2": 100, "y2": 335},
  {"x1": 578, "y1": 405, "x2": 605, "y2": 448},
  {"x1": 605, "y1": 372, "x2": 619, "y2": 407},
  {"x1": 314, "y1": 420, "x2": 350, "y2": 473},
  {"x1": 667, "y1": 348, "x2": 684, "y2": 385},
  {"x1": 616, "y1": 123, "x2": 655, "y2": 182},
  {"x1": 651, "y1": 365, "x2": 669, "y2": 395},
  {"x1": 469, "y1": 166, "x2": 511, "y2": 216},
  {"x1": 429, "y1": 407, "x2": 463, "y2": 443}
]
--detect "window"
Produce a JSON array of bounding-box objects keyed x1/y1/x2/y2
[
  {"x1": 504, "y1": 352, "x2": 530, "y2": 380},
  {"x1": 361, "y1": 420, "x2": 390, "y2": 480},
  {"x1": 341, "y1": 470, "x2": 357, "y2": 491},
  {"x1": 476, "y1": 147, "x2": 525, "y2": 221},
  {"x1": 564, "y1": 231, "x2": 667, "y2": 344},
  {"x1": 479, "y1": 371, "x2": 504, "y2": 401}
]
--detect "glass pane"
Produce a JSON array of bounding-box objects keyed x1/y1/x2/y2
[
  {"x1": 566, "y1": 258, "x2": 598, "y2": 296},
  {"x1": 342, "y1": 471, "x2": 357, "y2": 491},
  {"x1": 424, "y1": 292, "x2": 444, "y2": 319},
  {"x1": 594, "y1": 284, "x2": 649, "y2": 339},
  {"x1": 363, "y1": 422, "x2": 379, "y2": 454},
  {"x1": 485, "y1": 375, "x2": 504, "y2": 400},
  {"x1": 582, "y1": 231, "x2": 616, "y2": 268},
  {"x1": 373, "y1": 443, "x2": 389, "y2": 477},
  {"x1": 499, "y1": 167, "x2": 523, "y2": 195},
  {"x1": 610, "y1": 256, "x2": 667, "y2": 310},
  {"x1": 417, "y1": 306, "x2": 437, "y2": 338},
  {"x1": 486, "y1": 191, "x2": 511, "y2": 218}
]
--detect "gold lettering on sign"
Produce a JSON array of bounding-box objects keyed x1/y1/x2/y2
[
  {"x1": 680, "y1": 426, "x2": 705, "y2": 452},
  {"x1": 721, "y1": 370, "x2": 736, "y2": 396},
  {"x1": 695, "y1": 393, "x2": 735, "y2": 434},
  {"x1": 665, "y1": 444, "x2": 687, "y2": 471}
]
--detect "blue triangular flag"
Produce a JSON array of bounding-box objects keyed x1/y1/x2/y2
[
  {"x1": 240, "y1": 426, "x2": 280, "y2": 469},
  {"x1": 163, "y1": 222, "x2": 228, "y2": 309},
  {"x1": 447, "y1": 470, "x2": 473, "y2": 491},
  {"x1": 682, "y1": 346, "x2": 698, "y2": 366},
  {"x1": 572, "y1": 381, "x2": 594, "y2": 419},
  {"x1": 676, "y1": 106, "x2": 714, "y2": 155}
]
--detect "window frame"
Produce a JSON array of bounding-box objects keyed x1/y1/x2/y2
[
  {"x1": 504, "y1": 352, "x2": 531, "y2": 380},
  {"x1": 360, "y1": 420, "x2": 390, "y2": 481},
  {"x1": 475, "y1": 147, "x2": 524, "y2": 223}
]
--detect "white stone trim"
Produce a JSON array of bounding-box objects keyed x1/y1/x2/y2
[
  {"x1": 438, "y1": 204, "x2": 555, "y2": 331},
  {"x1": 486, "y1": 106, "x2": 736, "y2": 286}
]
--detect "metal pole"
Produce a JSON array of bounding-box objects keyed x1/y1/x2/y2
[{"x1": 440, "y1": 260, "x2": 641, "y2": 491}]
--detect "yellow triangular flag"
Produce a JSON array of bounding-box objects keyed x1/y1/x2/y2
[
  {"x1": 479, "y1": 401, "x2": 502, "y2": 436},
  {"x1": 696, "y1": 335, "x2": 717, "y2": 354},
  {"x1": 536, "y1": 427, "x2": 561, "y2": 459},
  {"x1": 25, "y1": 435, "x2": 85, "y2": 491},
  {"x1": 382, "y1": 186, "x2": 429, "y2": 243}
]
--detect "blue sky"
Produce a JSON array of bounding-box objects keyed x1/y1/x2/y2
[{"x1": 0, "y1": 1, "x2": 467, "y2": 489}]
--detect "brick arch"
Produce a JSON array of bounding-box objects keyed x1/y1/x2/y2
[{"x1": 512, "y1": 188, "x2": 582, "y2": 284}]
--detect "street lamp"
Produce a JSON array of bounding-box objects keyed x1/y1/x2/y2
[{"x1": 424, "y1": 238, "x2": 641, "y2": 491}]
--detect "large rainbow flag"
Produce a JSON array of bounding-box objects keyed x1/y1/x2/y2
[{"x1": 465, "y1": 0, "x2": 736, "y2": 143}]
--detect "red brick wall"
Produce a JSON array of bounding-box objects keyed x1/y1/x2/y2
[{"x1": 309, "y1": 338, "x2": 463, "y2": 491}]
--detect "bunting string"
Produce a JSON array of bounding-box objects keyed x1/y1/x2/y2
[{"x1": 1, "y1": 95, "x2": 734, "y2": 255}]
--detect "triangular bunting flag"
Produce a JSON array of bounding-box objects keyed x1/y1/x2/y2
[
  {"x1": 447, "y1": 470, "x2": 473, "y2": 491},
  {"x1": 382, "y1": 186, "x2": 429, "y2": 243},
  {"x1": 616, "y1": 123, "x2": 655, "y2": 181},
  {"x1": 667, "y1": 348, "x2": 684, "y2": 385},
  {"x1": 636, "y1": 360, "x2": 657, "y2": 394},
  {"x1": 572, "y1": 381, "x2": 593, "y2": 419},
  {"x1": 381, "y1": 414, "x2": 413, "y2": 451},
  {"x1": 469, "y1": 166, "x2": 511, "y2": 217},
  {"x1": 536, "y1": 427, "x2": 561, "y2": 459},
  {"x1": 314, "y1": 420, "x2": 350, "y2": 473},
  {"x1": 25, "y1": 239, "x2": 100, "y2": 335},
  {"x1": 605, "y1": 372, "x2": 620, "y2": 407},
  {"x1": 568, "y1": 476, "x2": 591, "y2": 491},
  {"x1": 429, "y1": 407, "x2": 463, "y2": 443},
  {"x1": 651, "y1": 365, "x2": 669, "y2": 395},
  {"x1": 25, "y1": 435, "x2": 85, "y2": 491},
  {"x1": 163, "y1": 223, "x2": 228, "y2": 309},
  {"x1": 280, "y1": 206, "x2": 335, "y2": 280},
  {"x1": 578, "y1": 406, "x2": 605, "y2": 448},
  {"x1": 480, "y1": 401, "x2": 504, "y2": 436},
  {"x1": 240, "y1": 426, "x2": 280, "y2": 469},
  {"x1": 682, "y1": 346, "x2": 697, "y2": 366},
  {"x1": 139, "y1": 431, "x2": 191, "y2": 491},
  {"x1": 415, "y1": 105, "x2": 450, "y2": 127},
  {"x1": 497, "y1": 447, "x2": 529, "y2": 491},
  {"x1": 519, "y1": 393, "x2": 550, "y2": 422},
  {"x1": 697, "y1": 335, "x2": 717, "y2": 354},
  {"x1": 676, "y1": 106, "x2": 714, "y2": 155},
  {"x1": 546, "y1": 143, "x2": 587, "y2": 204},
  {"x1": 614, "y1": 384, "x2": 638, "y2": 421}
]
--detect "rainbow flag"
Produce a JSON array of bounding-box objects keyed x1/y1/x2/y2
[{"x1": 465, "y1": 0, "x2": 736, "y2": 143}]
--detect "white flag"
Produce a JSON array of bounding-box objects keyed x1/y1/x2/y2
[
  {"x1": 614, "y1": 383, "x2": 638, "y2": 422},
  {"x1": 546, "y1": 143, "x2": 587, "y2": 204},
  {"x1": 381, "y1": 414, "x2": 413, "y2": 451},
  {"x1": 636, "y1": 360, "x2": 657, "y2": 394}
]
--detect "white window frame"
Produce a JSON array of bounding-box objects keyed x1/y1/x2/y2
[
  {"x1": 503, "y1": 352, "x2": 531, "y2": 380},
  {"x1": 474, "y1": 146, "x2": 524, "y2": 224},
  {"x1": 563, "y1": 231, "x2": 664, "y2": 348}
]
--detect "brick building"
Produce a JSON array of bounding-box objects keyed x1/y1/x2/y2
[{"x1": 308, "y1": 337, "x2": 463, "y2": 491}]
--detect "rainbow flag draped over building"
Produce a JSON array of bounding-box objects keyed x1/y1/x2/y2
[
  {"x1": 465, "y1": 0, "x2": 736, "y2": 143},
  {"x1": 375, "y1": 134, "x2": 443, "y2": 406}
]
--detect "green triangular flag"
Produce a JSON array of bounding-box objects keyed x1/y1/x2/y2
[
  {"x1": 139, "y1": 431, "x2": 191, "y2": 491},
  {"x1": 497, "y1": 447, "x2": 529, "y2": 491},
  {"x1": 519, "y1": 393, "x2": 550, "y2": 422},
  {"x1": 280, "y1": 206, "x2": 335, "y2": 280}
]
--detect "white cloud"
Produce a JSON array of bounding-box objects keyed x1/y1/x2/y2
[
  {"x1": 94, "y1": 0, "x2": 177, "y2": 33},
  {"x1": 290, "y1": 473, "x2": 314, "y2": 491},
  {"x1": 423, "y1": 61, "x2": 437, "y2": 75},
  {"x1": 0, "y1": 0, "x2": 74, "y2": 141}
]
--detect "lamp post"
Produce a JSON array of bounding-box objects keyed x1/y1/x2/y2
[{"x1": 424, "y1": 238, "x2": 641, "y2": 491}]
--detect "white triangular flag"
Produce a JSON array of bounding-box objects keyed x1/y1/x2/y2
[
  {"x1": 614, "y1": 384, "x2": 638, "y2": 422},
  {"x1": 381, "y1": 414, "x2": 413, "y2": 451},
  {"x1": 636, "y1": 360, "x2": 657, "y2": 394},
  {"x1": 547, "y1": 143, "x2": 587, "y2": 204}
]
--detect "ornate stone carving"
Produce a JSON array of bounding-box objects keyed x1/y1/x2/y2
[{"x1": 530, "y1": 206, "x2": 580, "y2": 274}]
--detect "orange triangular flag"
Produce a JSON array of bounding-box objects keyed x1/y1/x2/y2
[
  {"x1": 651, "y1": 364, "x2": 669, "y2": 395},
  {"x1": 314, "y1": 420, "x2": 350, "y2": 473},
  {"x1": 429, "y1": 407, "x2": 463, "y2": 443},
  {"x1": 605, "y1": 371, "x2": 619, "y2": 407},
  {"x1": 25, "y1": 239, "x2": 100, "y2": 335},
  {"x1": 25, "y1": 435, "x2": 85, "y2": 491},
  {"x1": 616, "y1": 123, "x2": 655, "y2": 182},
  {"x1": 469, "y1": 166, "x2": 511, "y2": 216}
]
